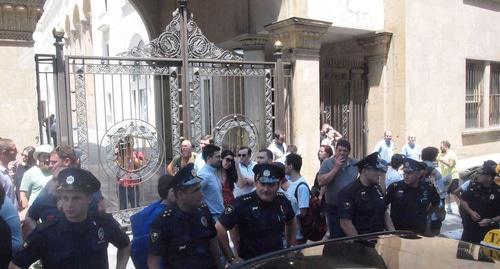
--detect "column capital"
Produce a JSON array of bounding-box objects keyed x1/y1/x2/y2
[
  {"x1": 265, "y1": 17, "x2": 331, "y2": 52},
  {"x1": 233, "y1": 33, "x2": 269, "y2": 51},
  {"x1": 0, "y1": 0, "x2": 45, "y2": 42},
  {"x1": 356, "y1": 31, "x2": 392, "y2": 62}
]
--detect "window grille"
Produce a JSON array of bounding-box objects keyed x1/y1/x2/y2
[
  {"x1": 490, "y1": 63, "x2": 500, "y2": 126},
  {"x1": 465, "y1": 61, "x2": 484, "y2": 129}
]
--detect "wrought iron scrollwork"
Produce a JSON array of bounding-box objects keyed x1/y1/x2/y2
[
  {"x1": 74, "y1": 65, "x2": 89, "y2": 168},
  {"x1": 169, "y1": 67, "x2": 182, "y2": 157},
  {"x1": 264, "y1": 69, "x2": 274, "y2": 145},
  {"x1": 190, "y1": 68, "x2": 202, "y2": 152},
  {"x1": 213, "y1": 114, "x2": 259, "y2": 155},
  {"x1": 121, "y1": 9, "x2": 241, "y2": 61}
]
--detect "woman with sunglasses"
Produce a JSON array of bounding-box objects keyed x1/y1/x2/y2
[{"x1": 220, "y1": 150, "x2": 238, "y2": 206}]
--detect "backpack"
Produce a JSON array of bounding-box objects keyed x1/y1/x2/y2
[
  {"x1": 294, "y1": 182, "x2": 327, "y2": 242},
  {"x1": 130, "y1": 200, "x2": 167, "y2": 269}
]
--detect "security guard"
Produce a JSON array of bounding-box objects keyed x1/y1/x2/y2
[
  {"x1": 460, "y1": 161, "x2": 500, "y2": 244},
  {"x1": 215, "y1": 163, "x2": 296, "y2": 263},
  {"x1": 385, "y1": 158, "x2": 440, "y2": 234},
  {"x1": 147, "y1": 163, "x2": 222, "y2": 269},
  {"x1": 338, "y1": 152, "x2": 395, "y2": 236},
  {"x1": 9, "y1": 168, "x2": 131, "y2": 269}
]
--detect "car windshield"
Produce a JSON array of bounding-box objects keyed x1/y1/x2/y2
[{"x1": 230, "y1": 231, "x2": 500, "y2": 269}]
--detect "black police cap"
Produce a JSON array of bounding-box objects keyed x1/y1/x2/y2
[
  {"x1": 253, "y1": 163, "x2": 284, "y2": 184},
  {"x1": 402, "y1": 157, "x2": 427, "y2": 172},
  {"x1": 56, "y1": 168, "x2": 101, "y2": 193},
  {"x1": 171, "y1": 163, "x2": 201, "y2": 189},
  {"x1": 356, "y1": 152, "x2": 388, "y2": 172},
  {"x1": 477, "y1": 160, "x2": 497, "y2": 177}
]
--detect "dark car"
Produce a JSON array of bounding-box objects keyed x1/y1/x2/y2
[{"x1": 230, "y1": 231, "x2": 499, "y2": 269}]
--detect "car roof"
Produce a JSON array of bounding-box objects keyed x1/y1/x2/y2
[{"x1": 230, "y1": 231, "x2": 500, "y2": 269}]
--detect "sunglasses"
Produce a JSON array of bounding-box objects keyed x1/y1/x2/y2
[{"x1": 238, "y1": 154, "x2": 247, "y2": 157}]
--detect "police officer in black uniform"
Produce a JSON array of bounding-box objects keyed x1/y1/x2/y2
[
  {"x1": 385, "y1": 158, "x2": 440, "y2": 234},
  {"x1": 460, "y1": 161, "x2": 500, "y2": 244},
  {"x1": 10, "y1": 168, "x2": 131, "y2": 269},
  {"x1": 338, "y1": 152, "x2": 395, "y2": 236},
  {"x1": 215, "y1": 163, "x2": 296, "y2": 263},
  {"x1": 147, "y1": 163, "x2": 222, "y2": 269}
]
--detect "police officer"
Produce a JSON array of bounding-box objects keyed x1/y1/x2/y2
[
  {"x1": 460, "y1": 161, "x2": 500, "y2": 244},
  {"x1": 338, "y1": 152, "x2": 395, "y2": 236},
  {"x1": 215, "y1": 163, "x2": 296, "y2": 263},
  {"x1": 9, "y1": 168, "x2": 131, "y2": 269},
  {"x1": 385, "y1": 158, "x2": 440, "y2": 234},
  {"x1": 147, "y1": 163, "x2": 222, "y2": 269}
]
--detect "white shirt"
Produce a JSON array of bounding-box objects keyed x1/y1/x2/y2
[{"x1": 233, "y1": 161, "x2": 256, "y2": 197}]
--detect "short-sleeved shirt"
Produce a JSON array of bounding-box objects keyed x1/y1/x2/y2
[
  {"x1": 285, "y1": 177, "x2": 310, "y2": 240},
  {"x1": 461, "y1": 182, "x2": 500, "y2": 243},
  {"x1": 169, "y1": 153, "x2": 197, "y2": 175},
  {"x1": 198, "y1": 164, "x2": 224, "y2": 216},
  {"x1": 233, "y1": 161, "x2": 256, "y2": 197},
  {"x1": 437, "y1": 150, "x2": 459, "y2": 179},
  {"x1": 149, "y1": 204, "x2": 216, "y2": 269},
  {"x1": 20, "y1": 166, "x2": 52, "y2": 206},
  {"x1": 400, "y1": 144, "x2": 421, "y2": 160},
  {"x1": 0, "y1": 164, "x2": 18, "y2": 208},
  {"x1": 385, "y1": 181, "x2": 440, "y2": 234},
  {"x1": 0, "y1": 198, "x2": 22, "y2": 253},
  {"x1": 12, "y1": 213, "x2": 130, "y2": 269},
  {"x1": 218, "y1": 191, "x2": 295, "y2": 259},
  {"x1": 337, "y1": 179, "x2": 387, "y2": 235},
  {"x1": 384, "y1": 167, "x2": 403, "y2": 189},
  {"x1": 193, "y1": 153, "x2": 205, "y2": 172},
  {"x1": 318, "y1": 158, "x2": 358, "y2": 206},
  {"x1": 373, "y1": 140, "x2": 395, "y2": 163}
]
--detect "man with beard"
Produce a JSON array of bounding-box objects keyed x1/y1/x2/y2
[
  {"x1": 198, "y1": 144, "x2": 224, "y2": 220},
  {"x1": 19, "y1": 145, "x2": 53, "y2": 210},
  {"x1": 216, "y1": 163, "x2": 296, "y2": 264},
  {"x1": 385, "y1": 158, "x2": 440, "y2": 234},
  {"x1": 147, "y1": 164, "x2": 222, "y2": 269},
  {"x1": 338, "y1": 152, "x2": 395, "y2": 236}
]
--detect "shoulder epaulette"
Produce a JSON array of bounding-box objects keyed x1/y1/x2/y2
[{"x1": 162, "y1": 208, "x2": 173, "y2": 218}]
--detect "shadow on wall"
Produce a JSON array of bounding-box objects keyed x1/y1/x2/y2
[{"x1": 463, "y1": 0, "x2": 500, "y2": 12}]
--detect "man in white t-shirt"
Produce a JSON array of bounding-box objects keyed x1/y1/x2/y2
[
  {"x1": 234, "y1": 147, "x2": 256, "y2": 197},
  {"x1": 284, "y1": 153, "x2": 310, "y2": 245}
]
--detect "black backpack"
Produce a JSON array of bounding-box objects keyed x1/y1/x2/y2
[{"x1": 294, "y1": 182, "x2": 327, "y2": 241}]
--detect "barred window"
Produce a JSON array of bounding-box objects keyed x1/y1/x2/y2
[
  {"x1": 465, "y1": 61, "x2": 484, "y2": 129},
  {"x1": 490, "y1": 63, "x2": 500, "y2": 126}
]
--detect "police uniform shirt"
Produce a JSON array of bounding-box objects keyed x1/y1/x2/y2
[
  {"x1": 148, "y1": 204, "x2": 217, "y2": 269},
  {"x1": 218, "y1": 191, "x2": 295, "y2": 260},
  {"x1": 385, "y1": 181, "x2": 440, "y2": 234},
  {"x1": 12, "y1": 213, "x2": 130, "y2": 269},
  {"x1": 338, "y1": 179, "x2": 387, "y2": 234},
  {"x1": 461, "y1": 182, "x2": 500, "y2": 243}
]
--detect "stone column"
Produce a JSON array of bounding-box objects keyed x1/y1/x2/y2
[
  {"x1": 234, "y1": 33, "x2": 269, "y2": 149},
  {"x1": 266, "y1": 17, "x2": 331, "y2": 181},
  {"x1": 356, "y1": 32, "x2": 392, "y2": 150},
  {"x1": 0, "y1": 1, "x2": 45, "y2": 147}
]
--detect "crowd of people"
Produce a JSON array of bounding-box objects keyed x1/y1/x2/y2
[{"x1": 0, "y1": 124, "x2": 499, "y2": 268}]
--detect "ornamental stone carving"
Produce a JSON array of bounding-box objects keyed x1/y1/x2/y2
[{"x1": 0, "y1": 0, "x2": 45, "y2": 42}]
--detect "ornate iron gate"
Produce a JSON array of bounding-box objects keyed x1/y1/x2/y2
[
  {"x1": 35, "y1": 3, "x2": 292, "y2": 226},
  {"x1": 320, "y1": 55, "x2": 367, "y2": 159}
]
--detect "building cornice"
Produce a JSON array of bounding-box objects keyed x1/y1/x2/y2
[
  {"x1": 265, "y1": 17, "x2": 331, "y2": 51},
  {"x1": 0, "y1": 0, "x2": 45, "y2": 42}
]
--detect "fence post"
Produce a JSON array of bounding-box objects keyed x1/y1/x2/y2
[{"x1": 53, "y1": 27, "x2": 72, "y2": 146}]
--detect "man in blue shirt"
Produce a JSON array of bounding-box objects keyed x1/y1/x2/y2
[{"x1": 198, "y1": 144, "x2": 224, "y2": 220}]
